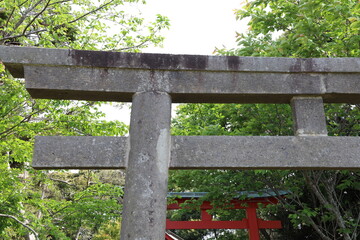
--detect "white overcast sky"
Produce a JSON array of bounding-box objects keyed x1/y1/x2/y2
[
  {"x1": 102, "y1": 0, "x2": 249, "y2": 123},
  {"x1": 140, "y1": 0, "x2": 247, "y2": 55}
]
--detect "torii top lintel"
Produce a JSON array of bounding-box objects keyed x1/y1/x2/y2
[{"x1": 1, "y1": 46, "x2": 360, "y2": 103}]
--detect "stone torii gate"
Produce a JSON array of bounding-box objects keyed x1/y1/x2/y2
[{"x1": 1, "y1": 46, "x2": 360, "y2": 240}]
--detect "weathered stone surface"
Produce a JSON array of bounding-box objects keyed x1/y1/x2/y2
[
  {"x1": 2, "y1": 46, "x2": 359, "y2": 73},
  {"x1": 32, "y1": 136, "x2": 360, "y2": 170},
  {"x1": 32, "y1": 136, "x2": 128, "y2": 169},
  {"x1": 21, "y1": 65, "x2": 360, "y2": 104},
  {"x1": 171, "y1": 136, "x2": 360, "y2": 170},
  {"x1": 1, "y1": 46, "x2": 360, "y2": 103},
  {"x1": 291, "y1": 97, "x2": 328, "y2": 136},
  {"x1": 121, "y1": 92, "x2": 172, "y2": 240}
]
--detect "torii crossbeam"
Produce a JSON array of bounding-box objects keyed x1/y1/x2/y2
[{"x1": 1, "y1": 46, "x2": 360, "y2": 240}]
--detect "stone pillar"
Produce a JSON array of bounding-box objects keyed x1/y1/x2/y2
[
  {"x1": 291, "y1": 97, "x2": 328, "y2": 136},
  {"x1": 121, "y1": 92, "x2": 172, "y2": 240}
]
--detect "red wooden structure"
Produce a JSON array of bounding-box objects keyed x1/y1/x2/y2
[{"x1": 165, "y1": 191, "x2": 287, "y2": 240}]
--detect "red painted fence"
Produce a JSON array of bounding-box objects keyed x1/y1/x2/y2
[{"x1": 165, "y1": 192, "x2": 286, "y2": 240}]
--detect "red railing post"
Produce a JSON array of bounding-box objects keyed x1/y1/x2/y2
[
  {"x1": 201, "y1": 209, "x2": 212, "y2": 221},
  {"x1": 246, "y1": 203, "x2": 260, "y2": 240}
]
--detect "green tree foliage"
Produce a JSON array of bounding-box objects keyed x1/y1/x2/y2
[
  {"x1": 217, "y1": 0, "x2": 359, "y2": 57},
  {"x1": 93, "y1": 219, "x2": 121, "y2": 240},
  {"x1": 0, "y1": 62, "x2": 122, "y2": 239},
  {"x1": 0, "y1": 0, "x2": 169, "y2": 51},
  {"x1": 0, "y1": 0, "x2": 169, "y2": 239},
  {"x1": 170, "y1": 1, "x2": 360, "y2": 239}
]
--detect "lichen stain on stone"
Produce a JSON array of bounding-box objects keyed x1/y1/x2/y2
[{"x1": 99, "y1": 67, "x2": 109, "y2": 79}]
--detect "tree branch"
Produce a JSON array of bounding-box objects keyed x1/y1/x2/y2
[
  {"x1": 5, "y1": 7, "x2": 16, "y2": 28},
  {"x1": 49, "y1": 0, "x2": 72, "y2": 6},
  {"x1": 117, "y1": 37, "x2": 152, "y2": 51},
  {"x1": 303, "y1": 171, "x2": 330, "y2": 207},
  {"x1": 0, "y1": 29, "x2": 47, "y2": 42},
  {"x1": 19, "y1": 0, "x2": 30, "y2": 8},
  {"x1": 352, "y1": 212, "x2": 360, "y2": 239},
  {"x1": 0, "y1": 108, "x2": 44, "y2": 138},
  {"x1": 0, "y1": 101, "x2": 27, "y2": 119},
  {"x1": 13, "y1": 0, "x2": 44, "y2": 31},
  {"x1": 0, "y1": 214, "x2": 39, "y2": 240},
  {"x1": 0, "y1": 115, "x2": 32, "y2": 137},
  {"x1": 22, "y1": 0, "x2": 51, "y2": 36},
  {"x1": 261, "y1": 174, "x2": 333, "y2": 240},
  {"x1": 303, "y1": 171, "x2": 351, "y2": 240},
  {"x1": 49, "y1": 177, "x2": 75, "y2": 186},
  {"x1": 323, "y1": 179, "x2": 351, "y2": 240},
  {"x1": 68, "y1": 0, "x2": 115, "y2": 25},
  {"x1": 0, "y1": 0, "x2": 116, "y2": 43}
]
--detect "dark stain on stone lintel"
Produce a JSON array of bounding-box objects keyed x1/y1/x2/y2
[
  {"x1": 303, "y1": 58, "x2": 331, "y2": 72},
  {"x1": 183, "y1": 55, "x2": 208, "y2": 70},
  {"x1": 227, "y1": 56, "x2": 242, "y2": 71},
  {"x1": 289, "y1": 58, "x2": 302, "y2": 72},
  {"x1": 140, "y1": 53, "x2": 209, "y2": 70},
  {"x1": 69, "y1": 48, "x2": 212, "y2": 70},
  {"x1": 70, "y1": 49, "x2": 127, "y2": 68},
  {"x1": 289, "y1": 58, "x2": 320, "y2": 73},
  {"x1": 303, "y1": 58, "x2": 320, "y2": 72},
  {"x1": 139, "y1": 53, "x2": 181, "y2": 69}
]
